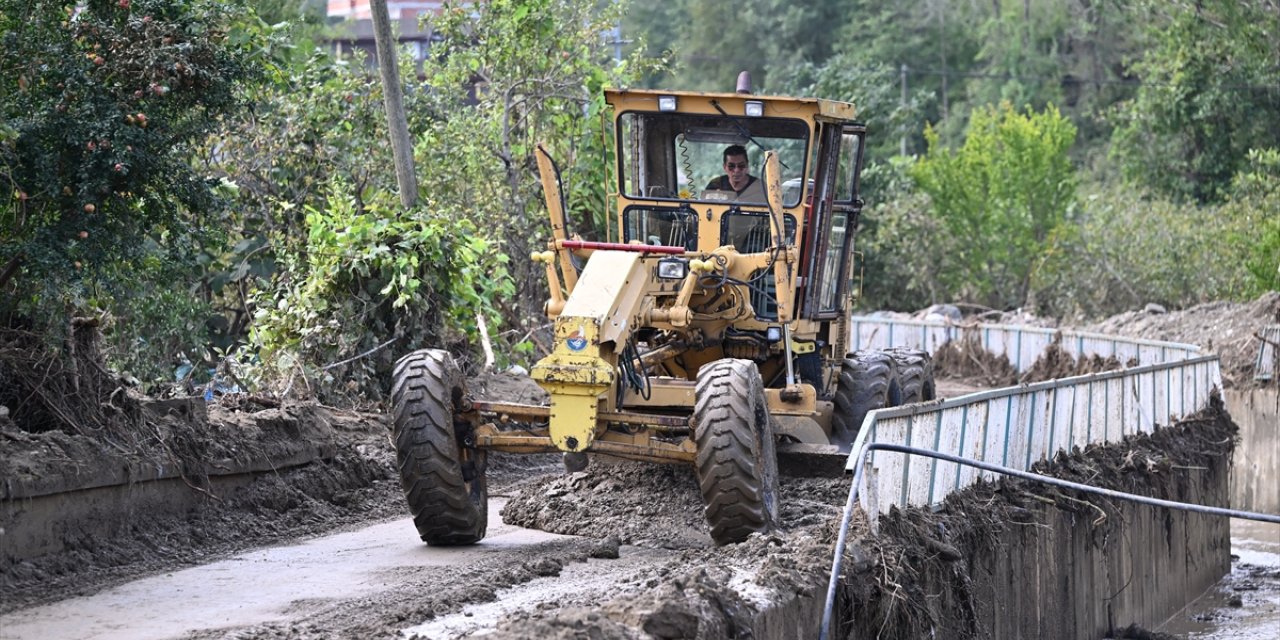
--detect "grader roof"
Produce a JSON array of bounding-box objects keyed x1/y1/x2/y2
[{"x1": 604, "y1": 88, "x2": 857, "y2": 121}]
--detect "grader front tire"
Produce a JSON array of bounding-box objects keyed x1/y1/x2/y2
[
  {"x1": 692, "y1": 358, "x2": 780, "y2": 546},
  {"x1": 391, "y1": 349, "x2": 488, "y2": 545}
]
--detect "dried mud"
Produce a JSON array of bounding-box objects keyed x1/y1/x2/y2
[
  {"x1": 458, "y1": 401, "x2": 1237, "y2": 640},
  {"x1": 933, "y1": 333, "x2": 1130, "y2": 386},
  {"x1": 0, "y1": 403, "x2": 402, "y2": 613}
]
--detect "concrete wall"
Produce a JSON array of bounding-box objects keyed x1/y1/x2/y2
[
  {"x1": 967, "y1": 465, "x2": 1231, "y2": 638},
  {"x1": 836, "y1": 416, "x2": 1234, "y2": 640},
  {"x1": 1227, "y1": 388, "x2": 1279, "y2": 514}
]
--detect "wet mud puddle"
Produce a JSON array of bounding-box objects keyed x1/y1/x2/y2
[
  {"x1": 400, "y1": 546, "x2": 674, "y2": 638},
  {"x1": 1159, "y1": 518, "x2": 1280, "y2": 639}
]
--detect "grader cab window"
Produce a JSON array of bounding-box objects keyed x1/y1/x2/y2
[
  {"x1": 622, "y1": 206, "x2": 699, "y2": 250},
  {"x1": 720, "y1": 211, "x2": 796, "y2": 253},
  {"x1": 618, "y1": 112, "x2": 809, "y2": 207}
]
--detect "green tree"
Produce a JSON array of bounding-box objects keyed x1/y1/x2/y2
[
  {"x1": 208, "y1": 0, "x2": 663, "y2": 398},
  {"x1": 1225, "y1": 149, "x2": 1280, "y2": 294},
  {"x1": 0, "y1": 0, "x2": 268, "y2": 323},
  {"x1": 910, "y1": 102, "x2": 1077, "y2": 309},
  {"x1": 0, "y1": 0, "x2": 270, "y2": 425},
  {"x1": 416, "y1": 0, "x2": 661, "y2": 312},
  {"x1": 1110, "y1": 0, "x2": 1280, "y2": 203}
]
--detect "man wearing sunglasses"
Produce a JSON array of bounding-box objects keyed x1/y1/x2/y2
[{"x1": 704, "y1": 145, "x2": 763, "y2": 201}]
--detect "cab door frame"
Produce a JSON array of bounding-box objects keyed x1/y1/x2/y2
[{"x1": 800, "y1": 121, "x2": 866, "y2": 320}]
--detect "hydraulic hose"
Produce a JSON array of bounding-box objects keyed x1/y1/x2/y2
[{"x1": 818, "y1": 442, "x2": 1280, "y2": 640}]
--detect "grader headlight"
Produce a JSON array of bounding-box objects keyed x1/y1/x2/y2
[{"x1": 656, "y1": 258, "x2": 689, "y2": 280}]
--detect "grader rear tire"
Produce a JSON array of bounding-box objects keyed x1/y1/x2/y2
[
  {"x1": 830, "y1": 352, "x2": 901, "y2": 451},
  {"x1": 692, "y1": 358, "x2": 779, "y2": 546},
  {"x1": 391, "y1": 349, "x2": 487, "y2": 545},
  {"x1": 885, "y1": 347, "x2": 936, "y2": 404}
]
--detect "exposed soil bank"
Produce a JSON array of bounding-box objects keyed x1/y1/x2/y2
[
  {"x1": 1084, "y1": 292, "x2": 1279, "y2": 388},
  {"x1": 0, "y1": 402, "x2": 402, "y2": 612},
  {"x1": 0, "y1": 398, "x2": 1238, "y2": 639}
]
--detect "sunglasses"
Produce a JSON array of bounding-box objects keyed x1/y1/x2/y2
[{"x1": 725, "y1": 162, "x2": 748, "y2": 170}]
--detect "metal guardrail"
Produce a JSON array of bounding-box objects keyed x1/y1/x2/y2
[
  {"x1": 844, "y1": 316, "x2": 1222, "y2": 524},
  {"x1": 850, "y1": 316, "x2": 1203, "y2": 372}
]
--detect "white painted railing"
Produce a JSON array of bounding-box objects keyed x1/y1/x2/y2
[
  {"x1": 844, "y1": 316, "x2": 1223, "y2": 524},
  {"x1": 1256, "y1": 325, "x2": 1279, "y2": 382},
  {"x1": 849, "y1": 316, "x2": 1203, "y2": 371}
]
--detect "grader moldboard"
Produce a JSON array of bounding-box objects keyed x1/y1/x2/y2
[{"x1": 390, "y1": 75, "x2": 935, "y2": 547}]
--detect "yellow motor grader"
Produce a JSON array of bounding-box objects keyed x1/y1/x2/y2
[{"x1": 390, "y1": 78, "x2": 934, "y2": 546}]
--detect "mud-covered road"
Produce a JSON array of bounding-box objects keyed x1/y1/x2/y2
[
  {"x1": 0, "y1": 500, "x2": 642, "y2": 640},
  {"x1": 1, "y1": 454, "x2": 852, "y2": 640}
]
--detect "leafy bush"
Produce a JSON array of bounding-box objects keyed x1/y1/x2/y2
[
  {"x1": 908, "y1": 102, "x2": 1077, "y2": 309},
  {"x1": 856, "y1": 157, "x2": 949, "y2": 312},
  {"x1": 1032, "y1": 186, "x2": 1256, "y2": 319},
  {"x1": 1225, "y1": 149, "x2": 1280, "y2": 294},
  {"x1": 248, "y1": 180, "x2": 512, "y2": 401},
  {"x1": 1109, "y1": 0, "x2": 1280, "y2": 204}
]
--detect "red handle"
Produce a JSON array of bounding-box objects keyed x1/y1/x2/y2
[{"x1": 561, "y1": 240, "x2": 685, "y2": 255}]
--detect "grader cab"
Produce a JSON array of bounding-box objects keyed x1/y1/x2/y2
[{"x1": 390, "y1": 78, "x2": 935, "y2": 546}]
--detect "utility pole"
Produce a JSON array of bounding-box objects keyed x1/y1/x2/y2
[
  {"x1": 370, "y1": 0, "x2": 418, "y2": 208},
  {"x1": 900, "y1": 64, "x2": 909, "y2": 157}
]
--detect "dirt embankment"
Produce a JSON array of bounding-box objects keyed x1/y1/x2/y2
[
  {"x1": 463, "y1": 399, "x2": 1238, "y2": 640},
  {"x1": 0, "y1": 402, "x2": 402, "y2": 612},
  {"x1": 932, "y1": 335, "x2": 1130, "y2": 387},
  {"x1": 912, "y1": 292, "x2": 1279, "y2": 389},
  {"x1": 1084, "y1": 292, "x2": 1279, "y2": 387}
]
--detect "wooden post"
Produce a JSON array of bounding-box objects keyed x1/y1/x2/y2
[{"x1": 370, "y1": 0, "x2": 418, "y2": 208}]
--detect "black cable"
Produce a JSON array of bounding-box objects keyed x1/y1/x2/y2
[
  {"x1": 616, "y1": 340, "x2": 650, "y2": 407},
  {"x1": 818, "y1": 442, "x2": 1280, "y2": 640}
]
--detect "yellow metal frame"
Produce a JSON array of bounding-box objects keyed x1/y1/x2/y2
[{"x1": 514, "y1": 87, "x2": 862, "y2": 462}]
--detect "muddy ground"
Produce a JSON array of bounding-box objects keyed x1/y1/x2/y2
[
  {"x1": 3, "y1": 399, "x2": 1239, "y2": 639},
  {"x1": 1, "y1": 294, "x2": 1273, "y2": 637}
]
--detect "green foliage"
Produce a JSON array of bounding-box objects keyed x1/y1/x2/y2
[
  {"x1": 1226, "y1": 149, "x2": 1280, "y2": 293},
  {"x1": 629, "y1": 0, "x2": 849, "y2": 93},
  {"x1": 1033, "y1": 185, "x2": 1259, "y2": 319},
  {"x1": 0, "y1": 0, "x2": 271, "y2": 327},
  {"x1": 909, "y1": 102, "x2": 1077, "y2": 309},
  {"x1": 415, "y1": 0, "x2": 662, "y2": 308},
  {"x1": 249, "y1": 180, "x2": 512, "y2": 398},
  {"x1": 95, "y1": 251, "x2": 214, "y2": 387},
  {"x1": 856, "y1": 157, "x2": 948, "y2": 311},
  {"x1": 204, "y1": 0, "x2": 664, "y2": 395},
  {"x1": 1110, "y1": 0, "x2": 1280, "y2": 203},
  {"x1": 207, "y1": 47, "x2": 510, "y2": 395}
]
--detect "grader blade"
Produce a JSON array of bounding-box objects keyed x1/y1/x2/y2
[{"x1": 776, "y1": 443, "x2": 850, "y2": 477}]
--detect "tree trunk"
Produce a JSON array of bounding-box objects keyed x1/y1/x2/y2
[{"x1": 370, "y1": 0, "x2": 418, "y2": 209}]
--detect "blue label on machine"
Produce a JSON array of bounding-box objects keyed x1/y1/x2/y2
[{"x1": 566, "y1": 325, "x2": 588, "y2": 351}]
